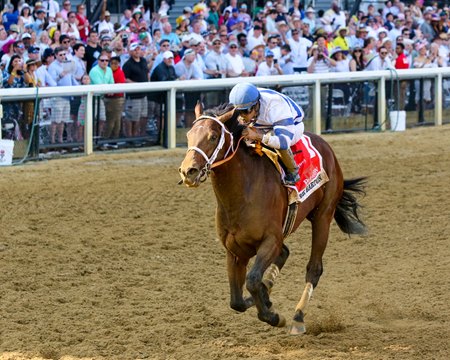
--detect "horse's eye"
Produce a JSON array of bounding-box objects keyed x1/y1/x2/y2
[{"x1": 210, "y1": 134, "x2": 218, "y2": 142}]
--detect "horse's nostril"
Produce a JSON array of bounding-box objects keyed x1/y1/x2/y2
[{"x1": 187, "y1": 167, "x2": 199, "y2": 177}]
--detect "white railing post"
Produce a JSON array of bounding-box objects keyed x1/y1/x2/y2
[
  {"x1": 313, "y1": 80, "x2": 321, "y2": 135},
  {"x1": 84, "y1": 92, "x2": 93, "y2": 155},
  {"x1": 167, "y1": 87, "x2": 176, "y2": 149},
  {"x1": 434, "y1": 73, "x2": 443, "y2": 126},
  {"x1": 378, "y1": 77, "x2": 386, "y2": 131}
]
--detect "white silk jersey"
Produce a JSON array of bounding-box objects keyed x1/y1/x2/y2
[{"x1": 254, "y1": 88, "x2": 305, "y2": 150}]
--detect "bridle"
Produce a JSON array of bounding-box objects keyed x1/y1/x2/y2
[{"x1": 187, "y1": 115, "x2": 241, "y2": 182}]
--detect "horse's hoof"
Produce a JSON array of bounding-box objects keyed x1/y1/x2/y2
[
  {"x1": 276, "y1": 314, "x2": 286, "y2": 328},
  {"x1": 289, "y1": 320, "x2": 306, "y2": 335}
]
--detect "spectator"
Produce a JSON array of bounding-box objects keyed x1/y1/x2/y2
[
  {"x1": 303, "y1": 7, "x2": 316, "y2": 34},
  {"x1": 393, "y1": 42, "x2": 409, "y2": 109},
  {"x1": 84, "y1": 30, "x2": 102, "y2": 73},
  {"x1": 102, "y1": 56, "x2": 126, "y2": 140},
  {"x1": 366, "y1": 45, "x2": 392, "y2": 71},
  {"x1": 47, "y1": 47, "x2": 77, "y2": 143},
  {"x1": 161, "y1": 22, "x2": 180, "y2": 46},
  {"x1": 175, "y1": 48, "x2": 203, "y2": 127},
  {"x1": 286, "y1": 28, "x2": 312, "y2": 73},
  {"x1": 150, "y1": 51, "x2": 177, "y2": 129},
  {"x1": 225, "y1": 40, "x2": 248, "y2": 77},
  {"x1": 19, "y1": 4, "x2": 34, "y2": 31},
  {"x1": 204, "y1": 37, "x2": 227, "y2": 79},
  {"x1": 32, "y1": 9, "x2": 46, "y2": 37},
  {"x1": 206, "y1": 2, "x2": 219, "y2": 28},
  {"x1": 60, "y1": 0, "x2": 71, "y2": 20},
  {"x1": 76, "y1": 4, "x2": 90, "y2": 42},
  {"x1": 123, "y1": 43, "x2": 149, "y2": 137},
  {"x1": 247, "y1": 25, "x2": 265, "y2": 51},
  {"x1": 2, "y1": 4, "x2": 19, "y2": 32},
  {"x1": 65, "y1": 11, "x2": 80, "y2": 40},
  {"x1": 279, "y1": 44, "x2": 294, "y2": 75},
  {"x1": 256, "y1": 50, "x2": 283, "y2": 76},
  {"x1": 413, "y1": 43, "x2": 435, "y2": 105},
  {"x1": 76, "y1": 74, "x2": 90, "y2": 142},
  {"x1": 333, "y1": 26, "x2": 350, "y2": 53},
  {"x1": 2, "y1": 55, "x2": 27, "y2": 139},
  {"x1": 266, "y1": 35, "x2": 281, "y2": 60},
  {"x1": 59, "y1": 34, "x2": 73, "y2": 60},
  {"x1": 307, "y1": 45, "x2": 336, "y2": 74}
]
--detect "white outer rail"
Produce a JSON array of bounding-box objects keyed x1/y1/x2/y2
[{"x1": 0, "y1": 67, "x2": 449, "y2": 153}]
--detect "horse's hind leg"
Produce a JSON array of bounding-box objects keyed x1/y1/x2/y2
[
  {"x1": 289, "y1": 214, "x2": 332, "y2": 335},
  {"x1": 226, "y1": 251, "x2": 253, "y2": 312}
]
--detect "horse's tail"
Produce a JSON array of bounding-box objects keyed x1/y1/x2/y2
[{"x1": 334, "y1": 177, "x2": 367, "y2": 235}]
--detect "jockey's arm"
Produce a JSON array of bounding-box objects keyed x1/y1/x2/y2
[{"x1": 262, "y1": 120, "x2": 301, "y2": 150}]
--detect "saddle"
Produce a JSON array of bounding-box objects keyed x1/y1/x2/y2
[{"x1": 252, "y1": 135, "x2": 329, "y2": 239}]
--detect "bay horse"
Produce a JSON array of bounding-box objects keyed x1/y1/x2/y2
[{"x1": 179, "y1": 102, "x2": 366, "y2": 334}]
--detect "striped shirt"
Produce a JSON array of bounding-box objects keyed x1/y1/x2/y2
[{"x1": 255, "y1": 88, "x2": 305, "y2": 150}]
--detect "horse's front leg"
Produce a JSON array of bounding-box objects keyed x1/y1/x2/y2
[
  {"x1": 246, "y1": 238, "x2": 286, "y2": 327},
  {"x1": 226, "y1": 251, "x2": 253, "y2": 312}
]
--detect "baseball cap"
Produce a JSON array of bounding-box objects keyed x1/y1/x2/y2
[
  {"x1": 163, "y1": 50, "x2": 174, "y2": 59},
  {"x1": 100, "y1": 34, "x2": 112, "y2": 41},
  {"x1": 183, "y1": 6, "x2": 193, "y2": 12},
  {"x1": 104, "y1": 10, "x2": 111, "y2": 16},
  {"x1": 265, "y1": 49, "x2": 274, "y2": 57},
  {"x1": 183, "y1": 48, "x2": 195, "y2": 57},
  {"x1": 228, "y1": 40, "x2": 238, "y2": 47},
  {"x1": 129, "y1": 42, "x2": 141, "y2": 51},
  {"x1": 22, "y1": 33, "x2": 31, "y2": 40},
  {"x1": 28, "y1": 46, "x2": 40, "y2": 54},
  {"x1": 189, "y1": 38, "x2": 201, "y2": 46},
  {"x1": 9, "y1": 24, "x2": 19, "y2": 33}
]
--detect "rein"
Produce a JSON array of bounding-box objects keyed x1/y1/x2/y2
[{"x1": 187, "y1": 115, "x2": 243, "y2": 181}]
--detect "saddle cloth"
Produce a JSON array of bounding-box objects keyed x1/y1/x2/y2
[
  {"x1": 291, "y1": 135, "x2": 329, "y2": 202},
  {"x1": 260, "y1": 135, "x2": 329, "y2": 203}
]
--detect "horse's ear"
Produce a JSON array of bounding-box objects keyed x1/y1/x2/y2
[
  {"x1": 217, "y1": 108, "x2": 236, "y2": 123},
  {"x1": 194, "y1": 101, "x2": 203, "y2": 119}
]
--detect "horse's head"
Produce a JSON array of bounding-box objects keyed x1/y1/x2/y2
[{"x1": 179, "y1": 102, "x2": 238, "y2": 187}]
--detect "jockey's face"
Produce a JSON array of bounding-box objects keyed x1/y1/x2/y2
[{"x1": 239, "y1": 103, "x2": 258, "y2": 123}]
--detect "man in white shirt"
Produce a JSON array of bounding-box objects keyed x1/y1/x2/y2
[
  {"x1": 225, "y1": 41, "x2": 248, "y2": 77},
  {"x1": 365, "y1": 46, "x2": 393, "y2": 71},
  {"x1": 98, "y1": 10, "x2": 115, "y2": 37},
  {"x1": 256, "y1": 50, "x2": 283, "y2": 76},
  {"x1": 286, "y1": 28, "x2": 312, "y2": 73}
]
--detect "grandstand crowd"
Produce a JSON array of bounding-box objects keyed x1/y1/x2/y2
[{"x1": 1, "y1": 0, "x2": 449, "y2": 143}]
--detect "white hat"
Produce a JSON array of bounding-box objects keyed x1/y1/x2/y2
[
  {"x1": 306, "y1": 7, "x2": 315, "y2": 13},
  {"x1": 163, "y1": 50, "x2": 174, "y2": 59},
  {"x1": 129, "y1": 42, "x2": 141, "y2": 51},
  {"x1": 183, "y1": 48, "x2": 195, "y2": 57},
  {"x1": 21, "y1": 33, "x2": 31, "y2": 39}
]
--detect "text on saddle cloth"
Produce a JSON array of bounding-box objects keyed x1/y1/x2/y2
[{"x1": 254, "y1": 135, "x2": 329, "y2": 203}]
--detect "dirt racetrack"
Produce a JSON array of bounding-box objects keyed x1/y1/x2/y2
[{"x1": 1, "y1": 125, "x2": 449, "y2": 360}]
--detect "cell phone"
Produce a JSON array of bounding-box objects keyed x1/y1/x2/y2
[{"x1": 274, "y1": 59, "x2": 278, "y2": 64}]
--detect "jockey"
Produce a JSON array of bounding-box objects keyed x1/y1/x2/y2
[{"x1": 229, "y1": 82, "x2": 304, "y2": 185}]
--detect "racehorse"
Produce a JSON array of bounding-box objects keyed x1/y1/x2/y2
[{"x1": 179, "y1": 102, "x2": 367, "y2": 334}]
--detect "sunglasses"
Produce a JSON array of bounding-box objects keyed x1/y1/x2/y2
[
  {"x1": 63, "y1": 40, "x2": 70, "y2": 43},
  {"x1": 354, "y1": 49, "x2": 362, "y2": 52},
  {"x1": 380, "y1": 51, "x2": 388, "y2": 55},
  {"x1": 99, "y1": 58, "x2": 109, "y2": 62},
  {"x1": 229, "y1": 45, "x2": 237, "y2": 48},
  {"x1": 57, "y1": 53, "x2": 66, "y2": 56}
]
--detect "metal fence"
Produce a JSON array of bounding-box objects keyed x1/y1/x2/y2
[{"x1": 1, "y1": 67, "x2": 449, "y2": 161}]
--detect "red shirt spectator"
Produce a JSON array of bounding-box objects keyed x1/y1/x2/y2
[{"x1": 395, "y1": 43, "x2": 409, "y2": 69}]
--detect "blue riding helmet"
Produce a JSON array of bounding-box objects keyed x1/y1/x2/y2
[{"x1": 229, "y1": 83, "x2": 260, "y2": 110}]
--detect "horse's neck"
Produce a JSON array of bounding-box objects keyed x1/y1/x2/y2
[
  {"x1": 211, "y1": 147, "x2": 270, "y2": 209},
  {"x1": 212, "y1": 148, "x2": 253, "y2": 205}
]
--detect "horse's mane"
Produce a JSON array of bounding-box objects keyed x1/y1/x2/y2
[{"x1": 203, "y1": 103, "x2": 245, "y2": 137}]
